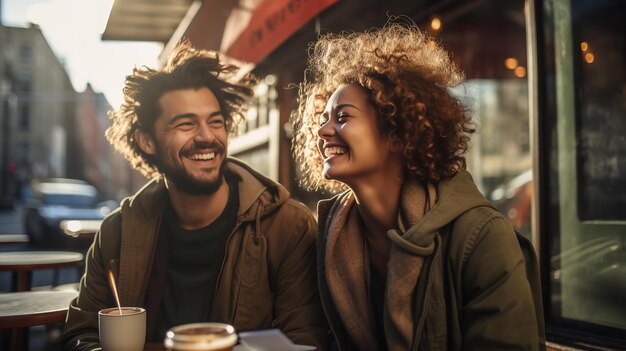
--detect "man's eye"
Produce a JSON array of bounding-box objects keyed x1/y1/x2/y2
[{"x1": 177, "y1": 122, "x2": 194, "y2": 128}]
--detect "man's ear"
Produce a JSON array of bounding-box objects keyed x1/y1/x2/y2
[{"x1": 134, "y1": 128, "x2": 156, "y2": 156}]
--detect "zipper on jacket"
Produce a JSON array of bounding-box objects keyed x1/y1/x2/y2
[
  {"x1": 319, "y1": 196, "x2": 350, "y2": 351},
  {"x1": 139, "y1": 215, "x2": 164, "y2": 306},
  {"x1": 411, "y1": 234, "x2": 441, "y2": 351}
]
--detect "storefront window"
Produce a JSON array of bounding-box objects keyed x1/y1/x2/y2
[
  {"x1": 230, "y1": 75, "x2": 280, "y2": 180},
  {"x1": 545, "y1": 0, "x2": 626, "y2": 346},
  {"x1": 432, "y1": 0, "x2": 532, "y2": 238}
]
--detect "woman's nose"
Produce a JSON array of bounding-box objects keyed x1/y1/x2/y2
[{"x1": 317, "y1": 118, "x2": 335, "y2": 138}]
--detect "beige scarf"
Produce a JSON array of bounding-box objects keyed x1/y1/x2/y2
[{"x1": 325, "y1": 181, "x2": 437, "y2": 350}]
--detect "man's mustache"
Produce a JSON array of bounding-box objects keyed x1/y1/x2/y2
[{"x1": 182, "y1": 141, "x2": 225, "y2": 155}]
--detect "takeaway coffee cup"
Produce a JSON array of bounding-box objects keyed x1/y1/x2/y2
[
  {"x1": 163, "y1": 322, "x2": 238, "y2": 351},
  {"x1": 98, "y1": 307, "x2": 146, "y2": 351}
]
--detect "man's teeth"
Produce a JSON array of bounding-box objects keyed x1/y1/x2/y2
[
  {"x1": 189, "y1": 152, "x2": 215, "y2": 160},
  {"x1": 325, "y1": 146, "x2": 347, "y2": 157}
]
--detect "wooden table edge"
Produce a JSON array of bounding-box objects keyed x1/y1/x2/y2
[{"x1": 0, "y1": 309, "x2": 68, "y2": 328}]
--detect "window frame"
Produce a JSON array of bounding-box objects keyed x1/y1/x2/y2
[{"x1": 533, "y1": 0, "x2": 626, "y2": 348}]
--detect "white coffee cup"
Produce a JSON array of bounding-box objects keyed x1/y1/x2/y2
[{"x1": 98, "y1": 307, "x2": 146, "y2": 351}]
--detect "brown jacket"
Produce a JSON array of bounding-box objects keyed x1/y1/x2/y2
[{"x1": 63, "y1": 158, "x2": 328, "y2": 350}]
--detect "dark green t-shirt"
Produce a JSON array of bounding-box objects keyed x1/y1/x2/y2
[{"x1": 155, "y1": 175, "x2": 239, "y2": 337}]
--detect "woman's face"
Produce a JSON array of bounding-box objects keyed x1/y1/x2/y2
[{"x1": 316, "y1": 84, "x2": 400, "y2": 186}]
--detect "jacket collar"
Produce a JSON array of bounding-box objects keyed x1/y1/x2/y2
[
  {"x1": 318, "y1": 169, "x2": 491, "y2": 246},
  {"x1": 127, "y1": 157, "x2": 291, "y2": 224}
]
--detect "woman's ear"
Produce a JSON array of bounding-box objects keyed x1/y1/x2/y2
[
  {"x1": 389, "y1": 134, "x2": 404, "y2": 153},
  {"x1": 134, "y1": 128, "x2": 156, "y2": 156}
]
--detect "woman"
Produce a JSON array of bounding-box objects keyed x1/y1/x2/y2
[{"x1": 292, "y1": 24, "x2": 545, "y2": 350}]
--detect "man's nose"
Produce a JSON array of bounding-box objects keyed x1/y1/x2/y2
[{"x1": 194, "y1": 123, "x2": 216, "y2": 142}]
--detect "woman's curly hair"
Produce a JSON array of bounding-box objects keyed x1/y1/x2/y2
[
  {"x1": 292, "y1": 23, "x2": 475, "y2": 193},
  {"x1": 106, "y1": 40, "x2": 254, "y2": 180}
]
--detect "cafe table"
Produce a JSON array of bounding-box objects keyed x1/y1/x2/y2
[
  {"x1": 60, "y1": 219, "x2": 101, "y2": 240},
  {"x1": 0, "y1": 251, "x2": 84, "y2": 292},
  {"x1": 0, "y1": 234, "x2": 29, "y2": 246},
  {"x1": 0, "y1": 290, "x2": 78, "y2": 350}
]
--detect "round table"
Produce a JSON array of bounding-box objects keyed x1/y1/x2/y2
[
  {"x1": 0, "y1": 234, "x2": 29, "y2": 246},
  {"x1": 60, "y1": 219, "x2": 101, "y2": 239},
  {"x1": 0, "y1": 290, "x2": 78, "y2": 350},
  {"x1": 0, "y1": 290, "x2": 77, "y2": 328},
  {"x1": 0, "y1": 251, "x2": 84, "y2": 291}
]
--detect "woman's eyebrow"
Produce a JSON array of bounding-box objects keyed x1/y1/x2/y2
[{"x1": 336, "y1": 103, "x2": 360, "y2": 111}]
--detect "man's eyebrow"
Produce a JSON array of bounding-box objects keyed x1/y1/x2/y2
[
  {"x1": 168, "y1": 113, "x2": 195, "y2": 125},
  {"x1": 208, "y1": 110, "x2": 223, "y2": 118}
]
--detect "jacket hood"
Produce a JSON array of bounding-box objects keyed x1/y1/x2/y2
[
  {"x1": 318, "y1": 169, "x2": 492, "y2": 250},
  {"x1": 122, "y1": 157, "x2": 291, "y2": 223},
  {"x1": 401, "y1": 169, "x2": 492, "y2": 243},
  {"x1": 225, "y1": 157, "x2": 291, "y2": 221}
]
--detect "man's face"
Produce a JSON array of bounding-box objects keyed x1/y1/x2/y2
[{"x1": 137, "y1": 87, "x2": 229, "y2": 195}]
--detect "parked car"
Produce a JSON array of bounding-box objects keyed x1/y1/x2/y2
[
  {"x1": 490, "y1": 170, "x2": 533, "y2": 239},
  {"x1": 23, "y1": 179, "x2": 117, "y2": 248}
]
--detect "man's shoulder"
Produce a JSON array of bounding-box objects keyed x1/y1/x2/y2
[
  {"x1": 115, "y1": 180, "x2": 167, "y2": 217},
  {"x1": 281, "y1": 197, "x2": 315, "y2": 218}
]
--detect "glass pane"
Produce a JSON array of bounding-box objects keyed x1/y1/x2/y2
[
  {"x1": 549, "y1": 0, "x2": 626, "y2": 335},
  {"x1": 574, "y1": 0, "x2": 626, "y2": 221},
  {"x1": 435, "y1": 0, "x2": 532, "y2": 238}
]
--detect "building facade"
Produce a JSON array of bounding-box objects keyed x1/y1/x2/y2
[{"x1": 1, "y1": 23, "x2": 76, "y2": 205}]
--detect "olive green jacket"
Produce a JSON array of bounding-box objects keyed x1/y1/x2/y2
[
  {"x1": 63, "y1": 158, "x2": 328, "y2": 350},
  {"x1": 317, "y1": 170, "x2": 545, "y2": 350}
]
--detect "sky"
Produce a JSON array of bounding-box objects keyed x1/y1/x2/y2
[{"x1": 1, "y1": 0, "x2": 163, "y2": 108}]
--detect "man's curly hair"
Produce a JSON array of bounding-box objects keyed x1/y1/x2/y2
[
  {"x1": 106, "y1": 40, "x2": 254, "y2": 180},
  {"x1": 292, "y1": 23, "x2": 475, "y2": 192}
]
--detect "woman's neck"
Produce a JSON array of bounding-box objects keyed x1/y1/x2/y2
[
  {"x1": 353, "y1": 179, "x2": 403, "y2": 279},
  {"x1": 354, "y1": 182, "x2": 401, "y2": 234},
  {"x1": 350, "y1": 165, "x2": 404, "y2": 233}
]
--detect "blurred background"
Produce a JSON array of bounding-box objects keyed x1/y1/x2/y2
[{"x1": 0, "y1": 0, "x2": 625, "y2": 350}]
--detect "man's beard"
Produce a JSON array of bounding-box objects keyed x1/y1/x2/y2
[{"x1": 155, "y1": 142, "x2": 226, "y2": 196}]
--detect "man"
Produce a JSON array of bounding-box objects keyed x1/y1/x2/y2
[{"x1": 63, "y1": 41, "x2": 327, "y2": 350}]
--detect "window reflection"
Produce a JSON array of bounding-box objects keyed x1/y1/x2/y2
[{"x1": 436, "y1": 0, "x2": 532, "y2": 238}]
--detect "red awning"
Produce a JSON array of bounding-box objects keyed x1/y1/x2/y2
[{"x1": 223, "y1": 0, "x2": 338, "y2": 64}]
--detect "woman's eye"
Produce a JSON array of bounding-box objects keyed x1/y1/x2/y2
[
  {"x1": 337, "y1": 113, "x2": 349, "y2": 122},
  {"x1": 319, "y1": 115, "x2": 329, "y2": 125}
]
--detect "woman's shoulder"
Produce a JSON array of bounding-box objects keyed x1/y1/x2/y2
[{"x1": 445, "y1": 205, "x2": 519, "y2": 265}]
